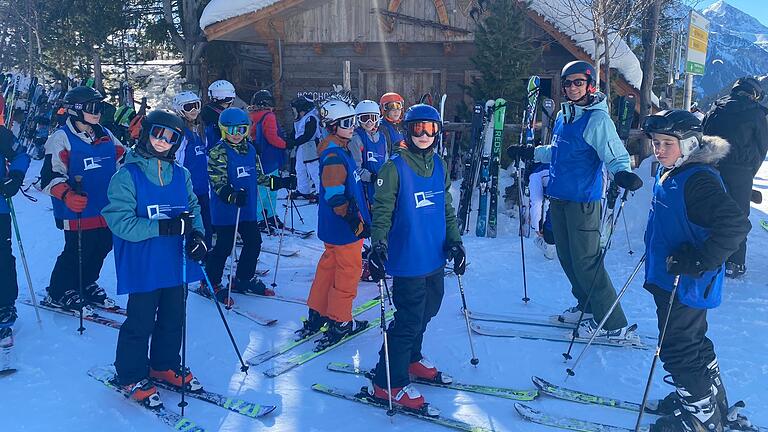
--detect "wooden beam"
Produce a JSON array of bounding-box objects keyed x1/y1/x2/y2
[{"x1": 204, "y1": 0, "x2": 305, "y2": 41}]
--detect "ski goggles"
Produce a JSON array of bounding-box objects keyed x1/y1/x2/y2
[
  {"x1": 71, "y1": 100, "x2": 103, "y2": 115},
  {"x1": 220, "y1": 124, "x2": 249, "y2": 136},
  {"x1": 333, "y1": 116, "x2": 356, "y2": 130},
  {"x1": 357, "y1": 113, "x2": 380, "y2": 125},
  {"x1": 383, "y1": 101, "x2": 404, "y2": 111},
  {"x1": 181, "y1": 101, "x2": 201, "y2": 112},
  {"x1": 406, "y1": 121, "x2": 440, "y2": 138},
  {"x1": 149, "y1": 125, "x2": 184, "y2": 146},
  {"x1": 562, "y1": 79, "x2": 587, "y2": 88}
]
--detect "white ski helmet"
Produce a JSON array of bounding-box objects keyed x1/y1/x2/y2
[
  {"x1": 207, "y1": 80, "x2": 236, "y2": 101},
  {"x1": 319, "y1": 100, "x2": 355, "y2": 126},
  {"x1": 355, "y1": 99, "x2": 381, "y2": 127},
  {"x1": 172, "y1": 91, "x2": 201, "y2": 116}
]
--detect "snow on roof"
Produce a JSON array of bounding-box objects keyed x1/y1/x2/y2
[
  {"x1": 200, "y1": 0, "x2": 280, "y2": 30},
  {"x1": 525, "y1": 0, "x2": 645, "y2": 93}
]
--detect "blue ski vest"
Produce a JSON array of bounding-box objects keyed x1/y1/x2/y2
[
  {"x1": 386, "y1": 154, "x2": 447, "y2": 277},
  {"x1": 180, "y1": 126, "x2": 209, "y2": 197},
  {"x1": 644, "y1": 165, "x2": 725, "y2": 309},
  {"x1": 253, "y1": 112, "x2": 286, "y2": 174},
  {"x1": 547, "y1": 112, "x2": 603, "y2": 202},
  {"x1": 0, "y1": 141, "x2": 30, "y2": 215},
  {"x1": 318, "y1": 142, "x2": 370, "y2": 245},
  {"x1": 355, "y1": 128, "x2": 387, "y2": 202},
  {"x1": 209, "y1": 141, "x2": 260, "y2": 225},
  {"x1": 113, "y1": 163, "x2": 203, "y2": 295},
  {"x1": 51, "y1": 126, "x2": 116, "y2": 220},
  {"x1": 380, "y1": 120, "x2": 404, "y2": 152}
]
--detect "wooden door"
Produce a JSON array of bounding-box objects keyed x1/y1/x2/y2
[{"x1": 358, "y1": 69, "x2": 445, "y2": 105}]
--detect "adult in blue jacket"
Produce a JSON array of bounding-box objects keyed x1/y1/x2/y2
[{"x1": 642, "y1": 110, "x2": 749, "y2": 432}]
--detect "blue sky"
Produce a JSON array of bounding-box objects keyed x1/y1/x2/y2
[{"x1": 698, "y1": 0, "x2": 768, "y2": 27}]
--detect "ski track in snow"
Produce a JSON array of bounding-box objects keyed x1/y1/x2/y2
[{"x1": 2, "y1": 157, "x2": 767, "y2": 431}]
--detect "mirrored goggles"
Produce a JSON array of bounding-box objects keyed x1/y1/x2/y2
[
  {"x1": 335, "y1": 116, "x2": 356, "y2": 129},
  {"x1": 357, "y1": 113, "x2": 380, "y2": 125},
  {"x1": 220, "y1": 124, "x2": 249, "y2": 136},
  {"x1": 149, "y1": 125, "x2": 184, "y2": 146},
  {"x1": 407, "y1": 121, "x2": 440, "y2": 138},
  {"x1": 73, "y1": 100, "x2": 103, "y2": 115},
  {"x1": 383, "y1": 101, "x2": 403, "y2": 111}
]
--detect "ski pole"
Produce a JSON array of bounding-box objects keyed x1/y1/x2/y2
[
  {"x1": 562, "y1": 188, "x2": 629, "y2": 361},
  {"x1": 7, "y1": 197, "x2": 41, "y2": 324},
  {"x1": 377, "y1": 278, "x2": 395, "y2": 418},
  {"x1": 515, "y1": 162, "x2": 530, "y2": 303},
  {"x1": 179, "y1": 234, "x2": 188, "y2": 415},
  {"x1": 456, "y1": 275, "x2": 479, "y2": 366},
  {"x1": 382, "y1": 277, "x2": 393, "y2": 307},
  {"x1": 622, "y1": 209, "x2": 634, "y2": 255},
  {"x1": 634, "y1": 275, "x2": 681, "y2": 432},
  {"x1": 199, "y1": 265, "x2": 249, "y2": 373},
  {"x1": 226, "y1": 207, "x2": 241, "y2": 310},
  {"x1": 270, "y1": 185, "x2": 292, "y2": 291},
  {"x1": 74, "y1": 175, "x2": 85, "y2": 334},
  {"x1": 565, "y1": 253, "x2": 646, "y2": 378}
]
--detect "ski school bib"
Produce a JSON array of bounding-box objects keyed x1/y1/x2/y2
[
  {"x1": 386, "y1": 153, "x2": 447, "y2": 277},
  {"x1": 253, "y1": 112, "x2": 286, "y2": 174},
  {"x1": 547, "y1": 111, "x2": 603, "y2": 203},
  {"x1": 52, "y1": 126, "x2": 116, "y2": 221},
  {"x1": 644, "y1": 165, "x2": 725, "y2": 309},
  {"x1": 180, "y1": 127, "x2": 209, "y2": 197},
  {"x1": 113, "y1": 163, "x2": 203, "y2": 295},
  {"x1": 209, "y1": 141, "x2": 260, "y2": 225}
]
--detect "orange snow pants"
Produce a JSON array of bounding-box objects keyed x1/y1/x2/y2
[{"x1": 307, "y1": 239, "x2": 363, "y2": 322}]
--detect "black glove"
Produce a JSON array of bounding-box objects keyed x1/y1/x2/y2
[
  {"x1": 666, "y1": 243, "x2": 706, "y2": 277},
  {"x1": 1, "y1": 171, "x2": 23, "y2": 198},
  {"x1": 447, "y1": 242, "x2": 467, "y2": 275},
  {"x1": 751, "y1": 189, "x2": 762, "y2": 204},
  {"x1": 343, "y1": 203, "x2": 369, "y2": 239},
  {"x1": 185, "y1": 230, "x2": 208, "y2": 262},
  {"x1": 506, "y1": 145, "x2": 535, "y2": 163},
  {"x1": 368, "y1": 242, "x2": 388, "y2": 281},
  {"x1": 220, "y1": 185, "x2": 248, "y2": 207},
  {"x1": 158, "y1": 211, "x2": 195, "y2": 236},
  {"x1": 369, "y1": 172, "x2": 378, "y2": 184},
  {"x1": 614, "y1": 171, "x2": 643, "y2": 192}
]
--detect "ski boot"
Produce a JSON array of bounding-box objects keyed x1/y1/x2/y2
[
  {"x1": 82, "y1": 283, "x2": 117, "y2": 309},
  {"x1": 294, "y1": 309, "x2": 328, "y2": 340},
  {"x1": 119, "y1": 378, "x2": 162, "y2": 408},
  {"x1": 230, "y1": 277, "x2": 274, "y2": 296},
  {"x1": 371, "y1": 383, "x2": 440, "y2": 416},
  {"x1": 650, "y1": 387, "x2": 723, "y2": 432},
  {"x1": 647, "y1": 375, "x2": 682, "y2": 415},
  {"x1": 44, "y1": 289, "x2": 96, "y2": 316},
  {"x1": 725, "y1": 262, "x2": 746, "y2": 279},
  {"x1": 267, "y1": 216, "x2": 285, "y2": 230},
  {"x1": 360, "y1": 259, "x2": 374, "y2": 282},
  {"x1": 557, "y1": 305, "x2": 592, "y2": 324},
  {"x1": 150, "y1": 366, "x2": 203, "y2": 392},
  {"x1": 210, "y1": 284, "x2": 234, "y2": 307},
  {"x1": 408, "y1": 358, "x2": 453, "y2": 384},
  {"x1": 577, "y1": 319, "x2": 641, "y2": 344},
  {"x1": 314, "y1": 319, "x2": 368, "y2": 351},
  {"x1": 257, "y1": 219, "x2": 271, "y2": 234},
  {"x1": 707, "y1": 359, "x2": 730, "y2": 423},
  {"x1": 0, "y1": 305, "x2": 18, "y2": 328},
  {"x1": 534, "y1": 236, "x2": 556, "y2": 260}
]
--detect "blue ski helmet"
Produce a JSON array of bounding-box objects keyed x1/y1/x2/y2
[
  {"x1": 218, "y1": 107, "x2": 251, "y2": 139},
  {"x1": 403, "y1": 104, "x2": 441, "y2": 123}
]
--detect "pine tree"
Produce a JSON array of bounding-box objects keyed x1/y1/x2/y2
[{"x1": 467, "y1": 0, "x2": 539, "y2": 101}]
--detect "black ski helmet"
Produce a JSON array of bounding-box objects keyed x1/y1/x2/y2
[
  {"x1": 291, "y1": 96, "x2": 315, "y2": 114},
  {"x1": 642, "y1": 109, "x2": 703, "y2": 166},
  {"x1": 731, "y1": 76, "x2": 765, "y2": 102},
  {"x1": 63, "y1": 86, "x2": 104, "y2": 124},
  {"x1": 250, "y1": 90, "x2": 275, "y2": 109},
  {"x1": 561, "y1": 60, "x2": 597, "y2": 95},
  {"x1": 138, "y1": 109, "x2": 186, "y2": 162}
]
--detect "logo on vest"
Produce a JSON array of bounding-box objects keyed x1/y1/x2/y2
[
  {"x1": 236, "y1": 166, "x2": 252, "y2": 178},
  {"x1": 195, "y1": 145, "x2": 206, "y2": 156},
  {"x1": 146, "y1": 204, "x2": 187, "y2": 220},
  {"x1": 414, "y1": 190, "x2": 443, "y2": 209},
  {"x1": 366, "y1": 151, "x2": 380, "y2": 163},
  {"x1": 353, "y1": 170, "x2": 361, "y2": 183},
  {"x1": 83, "y1": 157, "x2": 108, "y2": 170}
]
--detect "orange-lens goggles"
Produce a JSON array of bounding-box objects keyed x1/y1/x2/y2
[
  {"x1": 384, "y1": 101, "x2": 404, "y2": 111},
  {"x1": 408, "y1": 121, "x2": 440, "y2": 138}
]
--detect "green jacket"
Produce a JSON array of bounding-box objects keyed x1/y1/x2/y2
[
  {"x1": 103, "y1": 150, "x2": 203, "y2": 242},
  {"x1": 371, "y1": 147, "x2": 461, "y2": 247}
]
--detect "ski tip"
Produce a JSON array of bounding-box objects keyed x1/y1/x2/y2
[
  {"x1": 0, "y1": 368, "x2": 18, "y2": 377},
  {"x1": 514, "y1": 402, "x2": 537, "y2": 416}
]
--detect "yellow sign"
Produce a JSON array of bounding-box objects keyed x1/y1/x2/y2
[{"x1": 685, "y1": 10, "x2": 709, "y2": 76}]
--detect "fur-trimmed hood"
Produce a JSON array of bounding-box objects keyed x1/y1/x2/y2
[{"x1": 682, "y1": 135, "x2": 730, "y2": 166}]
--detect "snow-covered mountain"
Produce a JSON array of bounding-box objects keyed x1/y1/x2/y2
[{"x1": 696, "y1": 1, "x2": 768, "y2": 103}]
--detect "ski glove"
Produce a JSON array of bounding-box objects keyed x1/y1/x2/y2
[
  {"x1": 751, "y1": 189, "x2": 762, "y2": 204},
  {"x1": 159, "y1": 211, "x2": 195, "y2": 236},
  {"x1": 506, "y1": 145, "x2": 535, "y2": 163},
  {"x1": 368, "y1": 242, "x2": 388, "y2": 282},
  {"x1": 185, "y1": 230, "x2": 208, "y2": 262},
  {"x1": 447, "y1": 242, "x2": 467, "y2": 275},
  {"x1": 220, "y1": 185, "x2": 248, "y2": 207},
  {"x1": 343, "y1": 202, "x2": 370, "y2": 239},
  {"x1": 666, "y1": 243, "x2": 707, "y2": 277},
  {"x1": 1, "y1": 171, "x2": 24, "y2": 198},
  {"x1": 614, "y1": 171, "x2": 643, "y2": 192},
  {"x1": 52, "y1": 183, "x2": 88, "y2": 213}
]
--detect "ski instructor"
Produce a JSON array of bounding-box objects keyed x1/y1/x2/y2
[{"x1": 508, "y1": 60, "x2": 643, "y2": 341}]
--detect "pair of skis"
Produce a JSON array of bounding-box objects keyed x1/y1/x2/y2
[
  {"x1": 475, "y1": 100, "x2": 503, "y2": 237},
  {"x1": 89, "y1": 366, "x2": 275, "y2": 432}
]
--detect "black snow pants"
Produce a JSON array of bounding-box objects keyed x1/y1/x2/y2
[
  {"x1": 205, "y1": 221, "x2": 262, "y2": 286},
  {"x1": 47, "y1": 227, "x2": 112, "y2": 300},
  {"x1": 0, "y1": 214, "x2": 18, "y2": 308}
]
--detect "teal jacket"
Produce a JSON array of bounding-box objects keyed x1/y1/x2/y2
[
  {"x1": 103, "y1": 150, "x2": 203, "y2": 242},
  {"x1": 534, "y1": 92, "x2": 632, "y2": 176}
]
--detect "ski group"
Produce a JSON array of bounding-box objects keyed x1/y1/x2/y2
[{"x1": 1, "y1": 58, "x2": 767, "y2": 432}]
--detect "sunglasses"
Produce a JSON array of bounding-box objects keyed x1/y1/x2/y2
[
  {"x1": 335, "y1": 116, "x2": 356, "y2": 129},
  {"x1": 407, "y1": 121, "x2": 440, "y2": 138},
  {"x1": 220, "y1": 124, "x2": 249, "y2": 136},
  {"x1": 73, "y1": 101, "x2": 102, "y2": 115},
  {"x1": 357, "y1": 113, "x2": 380, "y2": 125},
  {"x1": 562, "y1": 79, "x2": 587, "y2": 88},
  {"x1": 149, "y1": 125, "x2": 184, "y2": 146},
  {"x1": 383, "y1": 101, "x2": 403, "y2": 111},
  {"x1": 182, "y1": 101, "x2": 201, "y2": 112}
]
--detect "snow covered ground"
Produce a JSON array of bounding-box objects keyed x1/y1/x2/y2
[{"x1": 2, "y1": 156, "x2": 767, "y2": 431}]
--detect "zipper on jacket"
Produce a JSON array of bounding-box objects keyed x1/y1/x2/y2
[{"x1": 157, "y1": 160, "x2": 164, "y2": 186}]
